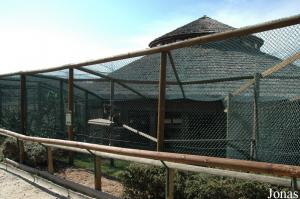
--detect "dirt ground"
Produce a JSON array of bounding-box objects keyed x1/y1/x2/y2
[
  {"x1": 0, "y1": 169, "x2": 63, "y2": 199},
  {"x1": 56, "y1": 168, "x2": 123, "y2": 198},
  {"x1": 0, "y1": 167, "x2": 123, "y2": 199}
]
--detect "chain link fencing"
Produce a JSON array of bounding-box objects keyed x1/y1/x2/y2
[{"x1": 0, "y1": 21, "x2": 300, "y2": 166}]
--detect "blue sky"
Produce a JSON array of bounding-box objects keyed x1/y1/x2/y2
[{"x1": 0, "y1": 0, "x2": 299, "y2": 74}]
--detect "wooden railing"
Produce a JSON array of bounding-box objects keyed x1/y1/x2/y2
[{"x1": 0, "y1": 128, "x2": 300, "y2": 199}]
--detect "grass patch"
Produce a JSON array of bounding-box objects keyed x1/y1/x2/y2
[{"x1": 56, "y1": 153, "x2": 129, "y2": 180}]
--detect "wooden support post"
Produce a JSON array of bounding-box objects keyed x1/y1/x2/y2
[
  {"x1": 250, "y1": 73, "x2": 260, "y2": 160},
  {"x1": 292, "y1": 177, "x2": 298, "y2": 191},
  {"x1": 84, "y1": 91, "x2": 88, "y2": 134},
  {"x1": 166, "y1": 168, "x2": 174, "y2": 199},
  {"x1": 0, "y1": 88, "x2": 2, "y2": 123},
  {"x1": 94, "y1": 156, "x2": 102, "y2": 191},
  {"x1": 110, "y1": 80, "x2": 114, "y2": 122},
  {"x1": 110, "y1": 81, "x2": 115, "y2": 167},
  {"x1": 47, "y1": 146, "x2": 54, "y2": 174},
  {"x1": 17, "y1": 139, "x2": 25, "y2": 164},
  {"x1": 19, "y1": 74, "x2": 27, "y2": 163},
  {"x1": 59, "y1": 80, "x2": 64, "y2": 132},
  {"x1": 68, "y1": 68, "x2": 74, "y2": 165},
  {"x1": 20, "y1": 75, "x2": 27, "y2": 135},
  {"x1": 150, "y1": 111, "x2": 156, "y2": 142},
  {"x1": 157, "y1": 52, "x2": 167, "y2": 151},
  {"x1": 226, "y1": 94, "x2": 232, "y2": 139},
  {"x1": 37, "y1": 82, "x2": 42, "y2": 130}
]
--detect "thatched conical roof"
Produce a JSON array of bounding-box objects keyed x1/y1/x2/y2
[{"x1": 149, "y1": 15, "x2": 235, "y2": 47}]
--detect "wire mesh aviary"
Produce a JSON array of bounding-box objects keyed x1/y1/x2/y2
[{"x1": 0, "y1": 15, "x2": 300, "y2": 166}]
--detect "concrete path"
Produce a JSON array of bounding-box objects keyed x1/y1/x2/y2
[{"x1": 0, "y1": 169, "x2": 66, "y2": 199}]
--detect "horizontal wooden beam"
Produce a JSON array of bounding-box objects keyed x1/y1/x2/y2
[
  {"x1": 261, "y1": 51, "x2": 300, "y2": 78},
  {"x1": 0, "y1": 73, "x2": 279, "y2": 86},
  {"x1": 73, "y1": 76, "x2": 254, "y2": 85},
  {"x1": 0, "y1": 15, "x2": 299, "y2": 78},
  {"x1": 164, "y1": 138, "x2": 251, "y2": 143},
  {"x1": 77, "y1": 67, "x2": 147, "y2": 99},
  {"x1": 74, "y1": 78, "x2": 162, "y2": 84},
  {"x1": 42, "y1": 143, "x2": 300, "y2": 189},
  {"x1": 225, "y1": 50, "x2": 300, "y2": 100},
  {"x1": 1, "y1": 128, "x2": 300, "y2": 178},
  {"x1": 181, "y1": 75, "x2": 253, "y2": 85},
  {"x1": 30, "y1": 74, "x2": 105, "y2": 100}
]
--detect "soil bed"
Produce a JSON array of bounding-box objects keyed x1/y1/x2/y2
[{"x1": 56, "y1": 167, "x2": 123, "y2": 198}]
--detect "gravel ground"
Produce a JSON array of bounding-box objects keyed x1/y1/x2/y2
[{"x1": 0, "y1": 169, "x2": 65, "y2": 199}]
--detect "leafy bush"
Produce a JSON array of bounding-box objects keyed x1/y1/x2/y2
[
  {"x1": 2, "y1": 137, "x2": 19, "y2": 162},
  {"x1": 120, "y1": 163, "x2": 165, "y2": 199},
  {"x1": 184, "y1": 174, "x2": 287, "y2": 199},
  {"x1": 24, "y1": 141, "x2": 47, "y2": 167},
  {"x1": 120, "y1": 163, "x2": 188, "y2": 199},
  {"x1": 120, "y1": 163, "x2": 287, "y2": 199},
  {"x1": 1, "y1": 137, "x2": 47, "y2": 167}
]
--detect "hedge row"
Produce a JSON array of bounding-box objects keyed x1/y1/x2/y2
[{"x1": 120, "y1": 163, "x2": 288, "y2": 199}]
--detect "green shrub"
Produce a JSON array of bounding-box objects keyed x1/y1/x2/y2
[
  {"x1": 120, "y1": 163, "x2": 287, "y2": 199},
  {"x1": 24, "y1": 141, "x2": 47, "y2": 167},
  {"x1": 183, "y1": 174, "x2": 284, "y2": 199},
  {"x1": 1, "y1": 138, "x2": 47, "y2": 167},
  {"x1": 120, "y1": 163, "x2": 187, "y2": 199},
  {"x1": 2, "y1": 137, "x2": 19, "y2": 162},
  {"x1": 120, "y1": 163, "x2": 165, "y2": 199}
]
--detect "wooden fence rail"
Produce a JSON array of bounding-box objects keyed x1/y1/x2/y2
[
  {"x1": 1, "y1": 128, "x2": 300, "y2": 178},
  {"x1": 0, "y1": 127, "x2": 300, "y2": 197}
]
